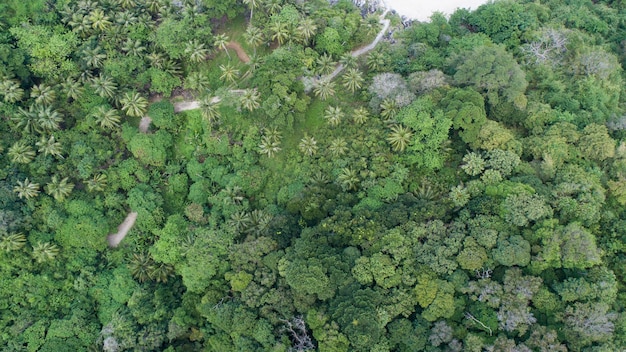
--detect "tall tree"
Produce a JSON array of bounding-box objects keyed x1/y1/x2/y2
[
  {"x1": 342, "y1": 68, "x2": 364, "y2": 93},
  {"x1": 46, "y1": 175, "x2": 74, "y2": 202},
  {"x1": 120, "y1": 92, "x2": 149, "y2": 117},
  {"x1": 214, "y1": 34, "x2": 231, "y2": 60}
]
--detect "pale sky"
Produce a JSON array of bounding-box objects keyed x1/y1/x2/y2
[{"x1": 383, "y1": 0, "x2": 491, "y2": 21}]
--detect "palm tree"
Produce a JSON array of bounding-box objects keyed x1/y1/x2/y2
[
  {"x1": 120, "y1": 92, "x2": 148, "y2": 117},
  {"x1": 91, "y1": 74, "x2": 117, "y2": 99},
  {"x1": 184, "y1": 72, "x2": 210, "y2": 94},
  {"x1": 324, "y1": 106, "x2": 344, "y2": 127},
  {"x1": 0, "y1": 79, "x2": 24, "y2": 103},
  {"x1": 92, "y1": 106, "x2": 121, "y2": 129},
  {"x1": 146, "y1": 0, "x2": 166, "y2": 15},
  {"x1": 115, "y1": 11, "x2": 137, "y2": 27},
  {"x1": 316, "y1": 53, "x2": 336, "y2": 75},
  {"x1": 8, "y1": 141, "x2": 35, "y2": 164},
  {"x1": 14, "y1": 106, "x2": 38, "y2": 134},
  {"x1": 219, "y1": 63, "x2": 240, "y2": 84},
  {"x1": 31, "y1": 84, "x2": 56, "y2": 105},
  {"x1": 263, "y1": 127, "x2": 281, "y2": 141},
  {"x1": 13, "y1": 179, "x2": 40, "y2": 199},
  {"x1": 32, "y1": 242, "x2": 59, "y2": 263},
  {"x1": 121, "y1": 39, "x2": 146, "y2": 57},
  {"x1": 228, "y1": 211, "x2": 251, "y2": 233},
  {"x1": 244, "y1": 26, "x2": 264, "y2": 55},
  {"x1": 269, "y1": 21, "x2": 289, "y2": 46},
  {"x1": 147, "y1": 51, "x2": 166, "y2": 69},
  {"x1": 299, "y1": 134, "x2": 318, "y2": 156},
  {"x1": 59, "y1": 77, "x2": 83, "y2": 101},
  {"x1": 240, "y1": 88, "x2": 260, "y2": 111},
  {"x1": 387, "y1": 124, "x2": 413, "y2": 152},
  {"x1": 87, "y1": 173, "x2": 108, "y2": 192},
  {"x1": 35, "y1": 105, "x2": 63, "y2": 132},
  {"x1": 342, "y1": 68, "x2": 364, "y2": 93},
  {"x1": 329, "y1": 138, "x2": 348, "y2": 157},
  {"x1": 380, "y1": 99, "x2": 399, "y2": 120},
  {"x1": 367, "y1": 51, "x2": 385, "y2": 72},
  {"x1": 264, "y1": 0, "x2": 282, "y2": 15},
  {"x1": 119, "y1": 0, "x2": 137, "y2": 10},
  {"x1": 297, "y1": 18, "x2": 317, "y2": 44},
  {"x1": 162, "y1": 59, "x2": 182, "y2": 76},
  {"x1": 214, "y1": 34, "x2": 231, "y2": 59},
  {"x1": 0, "y1": 233, "x2": 27, "y2": 252},
  {"x1": 36, "y1": 135, "x2": 64, "y2": 159},
  {"x1": 246, "y1": 209, "x2": 272, "y2": 236},
  {"x1": 128, "y1": 253, "x2": 154, "y2": 283},
  {"x1": 313, "y1": 79, "x2": 335, "y2": 101},
  {"x1": 68, "y1": 13, "x2": 92, "y2": 37},
  {"x1": 222, "y1": 185, "x2": 244, "y2": 205},
  {"x1": 185, "y1": 40, "x2": 209, "y2": 63},
  {"x1": 199, "y1": 96, "x2": 221, "y2": 123},
  {"x1": 151, "y1": 263, "x2": 175, "y2": 283},
  {"x1": 353, "y1": 107, "x2": 369, "y2": 124},
  {"x1": 259, "y1": 136, "x2": 281, "y2": 158},
  {"x1": 339, "y1": 53, "x2": 357, "y2": 69},
  {"x1": 243, "y1": 0, "x2": 260, "y2": 24},
  {"x1": 82, "y1": 46, "x2": 106, "y2": 68},
  {"x1": 46, "y1": 175, "x2": 74, "y2": 202},
  {"x1": 88, "y1": 9, "x2": 112, "y2": 31},
  {"x1": 338, "y1": 167, "x2": 359, "y2": 191}
]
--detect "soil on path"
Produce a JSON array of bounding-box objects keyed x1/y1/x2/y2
[
  {"x1": 107, "y1": 212, "x2": 138, "y2": 248},
  {"x1": 226, "y1": 41, "x2": 251, "y2": 63}
]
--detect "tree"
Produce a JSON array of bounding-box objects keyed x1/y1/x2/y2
[
  {"x1": 0, "y1": 233, "x2": 27, "y2": 252},
  {"x1": 13, "y1": 179, "x2": 40, "y2": 199},
  {"x1": 92, "y1": 106, "x2": 121, "y2": 129},
  {"x1": 338, "y1": 168, "x2": 359, "y2": 191},
  {"x1": 387, "y1": 125, "x2": 413, "y2": 152},
  {"x1": 461, "y1": 152, "x2": 485, "y2": 176},
  {"x1": 185, "y1": 40, "x2": 208, "y2": 63},
  {"x1": 219, "y1": 63, "x2": 239, "y2": 84},
  {"x1": 31, "y1": 84, "x2": 56, "y2": 105},
  {"x1": 324, "y1": 106, "x2": 344, "y2": 127},
  {"x1": 342, "y1": 68, "x2": 364, "y2": 93},
  {"x1": 353, "y1": 107, "x2": 369, "y2": 124},
  {"x1": 120, "y1": 92, "x2": 148, "y2": 117},
  {"x1": 244, "y1": 26, "x2": 264, "y2": 55},
  {"x1": 299, "y1": 134, "x2": 318, "y2": 156},
  {"x1": 91, "y1": 74, "x2": 117, "y2": 99},
  {"x1": 214, "y1": 34, "x2": 230, "y2": 59},
  {"x1": 35, "y1": 105, "x2": 62, "y2": 132},
  {"x1": 329, "y1": 138, "x2": 348, "y2": 157},
  {"x1": 0, "y1": 79, "x2": 24, "y2": 103},
  {"x1": 199, "y1": 96, "x2": 221, "y2": 123},
  {"x1": 563, "y1": 302, "x2": 617, "y2": 347},
  {"x1": 184, "y1": 72, "x2": 210, "y2": 94},
  {"x1": 128, "y1": 252, "x2": 155, "y2": 283},
  {"x1": 380, "y1": 99, "x2": 399, "y2": 120},
  {"x1": 339, "y1": 53, "x2": 357, "y2": 69},
  {"x1": 313, "y1": 79, "x2": 335, "y2": 101},
  {"x1": 269, "y1": 21, "x2": 289, "y2": 46},
  {"x1": 242, "y1": 0, "x2": 259, "y2": 24},
  {"x1": 577, "y1": 123, "x2": 615, "y2": 162},
  {"x1": 88, "y1": 9, "x2": 111, "y2": 31},
  {"x1": 36, "y1": 135, "x2": 63, "y2": 158},
  {"x1": 86, "y1": 174, "x2": 107, "y2": 192},
  {"x1": 8, "y1": 141, "x2": 35, "y2": 164},
  {"x1": 502, "y1": 193, "x2": 552, "y2": 227},
  {"x1": 316, "y1": 53, "x2": 335, "y2": 75},
  {"x1": 367, "y1": 51, "x2": 385, "y2": 72},
  {"x1": 258, "y1": 136, "x2": 281, "y2": 158},
  {"x1": 121, "y1": 39, "x2": 146, "y2": 57},
  {"x1": 82, "y1": 46, "x2": 106, "y2": 68},
  {"x1": 32, "y1": 242, "x2": 59, "y2": 263},
  {"x1": 59, "y1": 77, "x2": 83, "y2": 101},
  {"x1": 240, "y1": 88, "x2": 260, "y2": 112},
  {"x1": 297, "y1": 18, "x2": 317, "y2": 44},
  {"x1": 46, "y1": 175, "x2": 74, "y2": 202}
]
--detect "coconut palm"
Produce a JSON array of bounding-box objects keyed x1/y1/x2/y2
[
  {"x1": 119, "y1": 0, "x2": 137, "y2": 10},
  {"x1": 0, "y1": 79, "x2": 24, "y2": 103},
  {"x1": 297, "y1": 18, "x2": 317, "y2": 43},
  {"x1": 222, "y1": 185, "x2": 244, "y2": 205},
  {"x1": 32, "y1": 242, "x2": 59, "y2": 263},
  {"x1": 324, "y1": 106, "x2": 344, "y2": 127},
  {"x1": 353, "y1": 107, "x2": 369, "y2": 124},
  {"x1": 244, "y1": 26, "x2": 264, "y2": 55},
  {"x1": 146, "y1": 0, "x2": 166, "y2": 15},
  {"x1": 121, "y1": 39, "x2": 146, "y2": 57},
  {"x1": 247, "y1": 209, "x2": 272, "y2": 236},
  {"x1": 313, "y1": 79, "x2": 335, "y2": 101},
  {"x1": 128, "y1": 252, "x2": 155, "y2": 283},
  {"x1": 31, "y1": 84, "x2": 56, "y2": 105},
  {"x1": 13, "y1": 179, "x2": 40, "y2": 199},
  {"x1": 151, "y1": 263, "x2": 175, "y2": 283},
  {"x1": 387, "y1": 124, "x2": 413, "y2": 152},
  {"x1": 36, "y1": 135, "x2": 64, "y2": 159},
  {"x1": 342, "y1": 68, "x2": 364, "y2": 93},
  {"x1": 243, "y1": 0, "x2": 260, "y2": 24},
  {"x1": 120, "y1": 92, "x2": 148, "y2": 117},
  {"x1": 162, "y1": 59, "x2": 182, "y2": 76},
  {"x1": 87, "y1": 173, "x2": 108, "y2": 192},
  {"x1": 264, "y1": 0, "x2": 282, "y2": 15},
  {"x1": 14, "y1": 106, "x2": 38, "y2": 134},
  {"x1": 46, "y1": 175, "x2": 74, "y2": 202},
  {"x1": 8, "y1": 141, "x2": 35, "y2": 164},
  {"x1": 199, "y1": 96, "x2": 221, "y2": 123},
  {"x1": 59, "y1": 78, "x2": 83, "y2": 101},
  {"x1": 367, "y1": 50, "x2": 385, "y2": 72},
  {"x1": 259, "y1": 136, "x2": 281, "y2": 158},
  {"x1": 185, "y1": 40, "x2": 209, "y2": 63},
  {"x1": 240, "y1": 88, "x2": 260, "y2": 111},
  {"x1": 228, "y1": 211, "x2": 251, "y2": 233},
  {"x1": 91, "y1": 74, "x2": 117, "y2": 99},
  {"x1": 147, "y1": 51, "x2": 166, "y2": 69},
  {"x1": 316, "y1": 53, "x2": 336, "y2": 75},
  {"x1": 380, "y1": 98, "x2": 399, "y2": 120},
  {"x1": 329, "y1": 138, "x2": 348, "y2": 157},
  {"x1": 214, "y1": 34, "x2": 231, "y2": 59},
  {"x1": 184, "y1": 72, "x2": 210, "y2": 94},
  {"x1": 92, "y1": 106, "x2": 121, "y2": 129},
  {"x1": 338, "y1": 167, "x2": 359, "y2": 191},
  {"x1": 219, "y1": 63, "x2": 240, "y2": 84},
  {"x1": 115, "y1": 11, "x2": 137, "y2": 27},
  {"x1": 269, "y1": 21, "x2": 289, "y2": 46},
  {"x1": 82, "y1": 46, "x2": 106, "y2": 68},
  {"x1": 68, "y1": 13, "x2": 92, "y2": 37},
  {"x1": 35, "y1": 105, "x2": 63, "y2": 132},
  {"x1": 0, "y1": 233, "x2": 27, "y2": 252},
  {"x1": 299, "y1": 134, "x2": 318, "y2": 156},
  {"x1": 339, "y1": 53, "x2": 357, "y2": 69},
  {"x1": 88, "y1": 9, "x2": 112, "y2": 31},
  {"x1": 263, "y1": 127, "x2": 281, "y2": 141}
]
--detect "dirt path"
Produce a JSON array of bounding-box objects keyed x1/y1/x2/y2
[
  {"x1": 226, "y1": 42, "x2": 251, "y2": 63},
  {"x1": 107, "y1": 212, "x2": 138, "y2": 248}
]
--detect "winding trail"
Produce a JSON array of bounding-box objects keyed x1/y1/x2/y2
[{"x1": 226, "y1": 42, "x2": 251, "y2": 63}]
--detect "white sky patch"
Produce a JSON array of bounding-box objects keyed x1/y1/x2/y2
[{"x1": 383, "y1": 0, "x2": 491, "y2": 21}]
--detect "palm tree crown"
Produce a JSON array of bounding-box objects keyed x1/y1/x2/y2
[
  {"x1": 299, "y1": 134, "x2": 318, "y2": 156},
  {"x1": 240, "y1": 88, "x2": 261, "y2": 111},
  {"x1": 14, "y1": 179, "x2": 40, "y2": 199},
  {"x1": 342, "y1": 68, "x2": 364, "y2": 93},
  {"x1": 46, "y1": 175, "x2": 74, "y2": 202},
  {"x1": 8, "y1": 141, "x2": 36, "y2": 164},
  {"x1": 324, "y1": 106, "x2": 344, "y2": 127},
  {"x1": 313, "y1": 79, "x2": 335, "y2": 101},
  {"x1": 387, "y1": 124, "x2": 413, "y2": 152},
  {"x1": 120, "y1": 92, "x2": 148, "y2": 117}
]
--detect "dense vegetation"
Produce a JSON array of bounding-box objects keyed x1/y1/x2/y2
[{"x1": 2, "y1": 0, "x2": 626, "y2": 350}]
